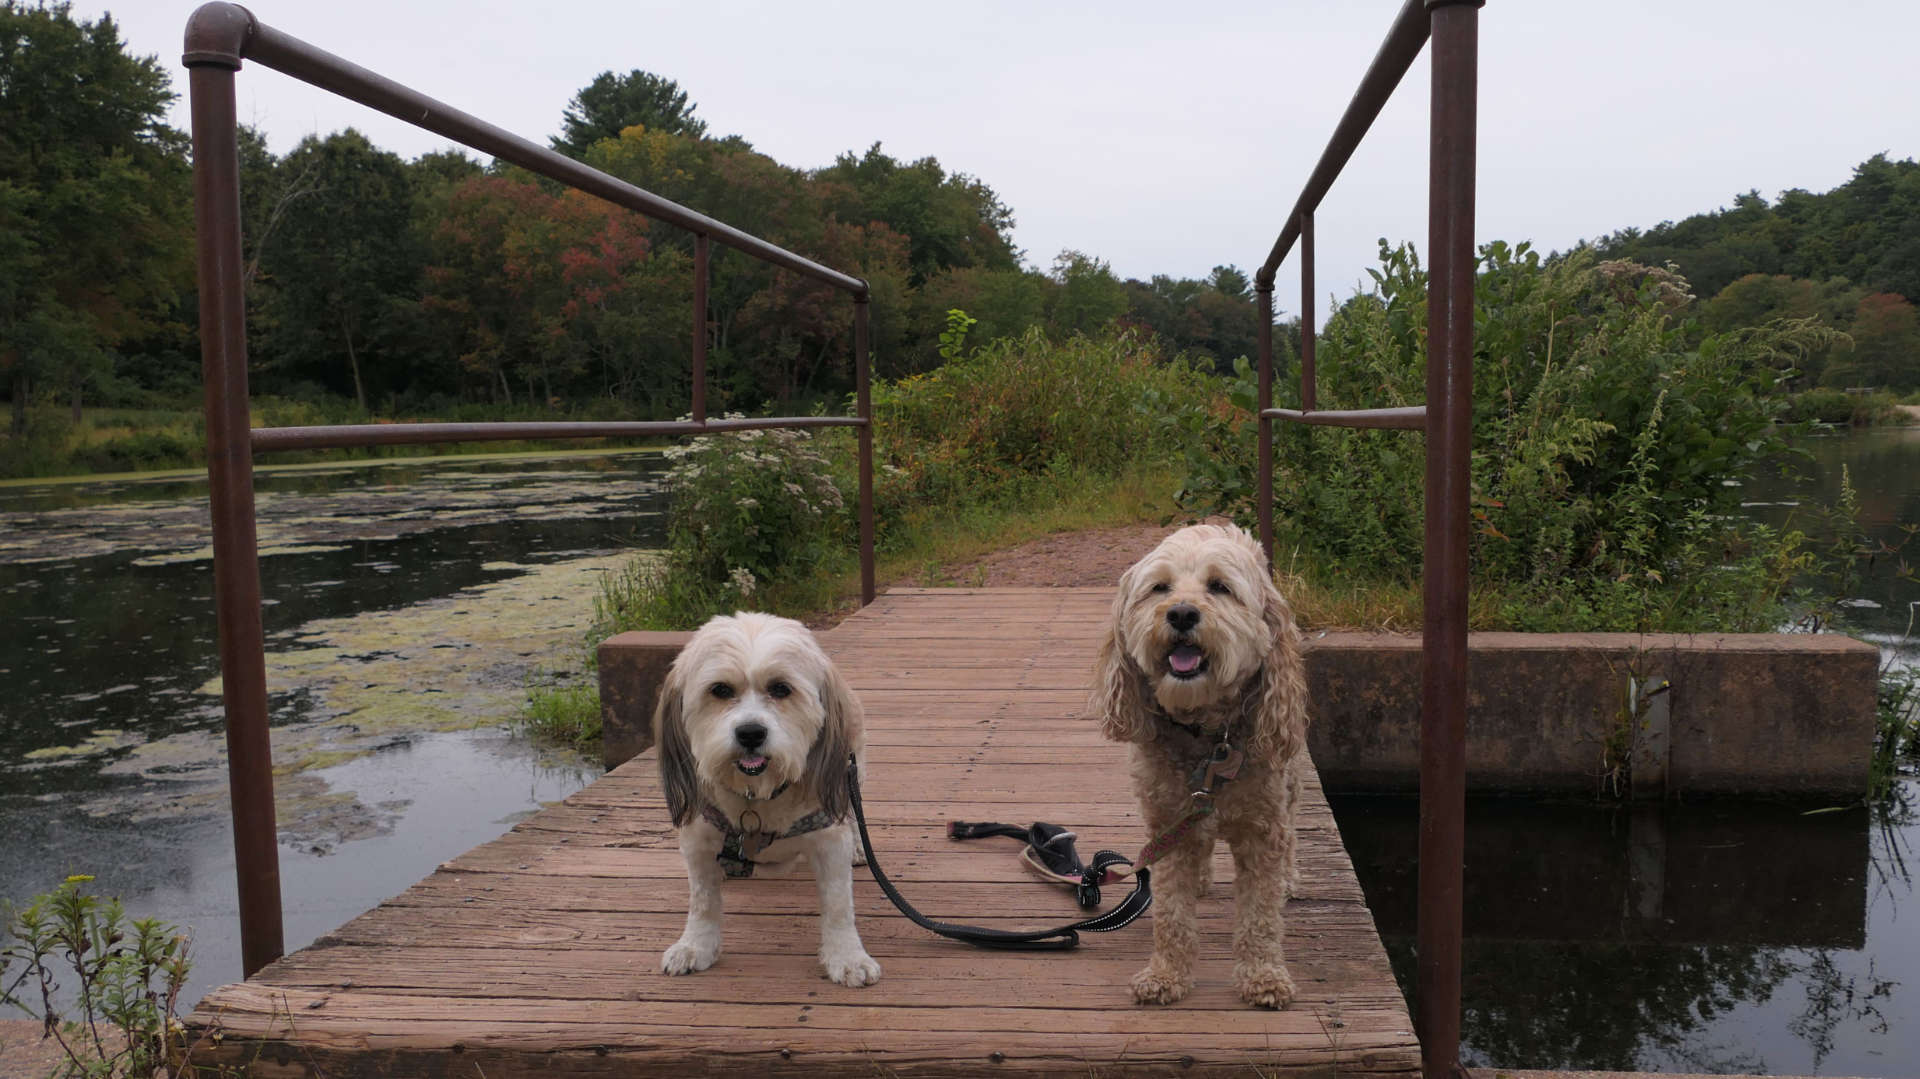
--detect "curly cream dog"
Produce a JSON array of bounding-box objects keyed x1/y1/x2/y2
[
  {"x1": 654, "y1": 612, "x2": 880, "y2": 987},
  {"x1": 1090, "y1": 524, "x2": 1308, "y2": 1008}
]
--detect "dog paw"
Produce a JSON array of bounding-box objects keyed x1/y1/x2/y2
[
  {"x1": 661, "y1": 935, "x2": 721, "y2": 975},
  {"x1": 821, "y1": 948, "x2": 881, "y2": 987},
  {"x1": 1130, "y1": 964, "x2": 1192, "y2": 1006},
  {"x1": 1235, "y1": 964, "x2": 1296, "y2": 1009}
]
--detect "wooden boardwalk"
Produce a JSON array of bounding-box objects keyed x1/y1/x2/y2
[{"x1": 186, "y1": 588, "x2": 1419, "y2": 1076}]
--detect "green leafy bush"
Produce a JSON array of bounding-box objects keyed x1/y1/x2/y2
[
  {"x1": 1179, "y1": 241, "x2": 1837, "y2": 632},
  {"x1": 597, "y1": 418, "x2": 847, "y2": 631}
]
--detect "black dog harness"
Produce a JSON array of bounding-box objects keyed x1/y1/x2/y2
[{"x1": 699, "y1": 797, "x2": 839, "y2": 878}]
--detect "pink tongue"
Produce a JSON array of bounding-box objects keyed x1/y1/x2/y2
[
  {"x1": 1169, "y1": 647, "x2": 1203, "y2": 674},
  {"x1": 740, "y1": 755, "x2": 767, "y2": 769}
]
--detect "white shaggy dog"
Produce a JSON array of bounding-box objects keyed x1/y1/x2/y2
[
  {"x1": 1089, "y1": 524, "x2": 1308, "y2": 1008},
  {"x1": 653, "y1": 611, "x2": 881, "y2": 987}
]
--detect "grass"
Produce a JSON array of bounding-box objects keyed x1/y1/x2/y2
[
  {"x1": 1869, "y1": 656, "x2": 1920, "y2": 805},
  {"x1": 519, "y1": 682, "x2": 602, "y2": 754}
]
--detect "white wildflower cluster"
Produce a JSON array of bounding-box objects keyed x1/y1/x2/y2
[
  {"x1": 659, "y1": 412, "x2": 850, "y2": 592},
  {"x1": 1595, "y1": 259, "x2": 1696, "y2": 311}
]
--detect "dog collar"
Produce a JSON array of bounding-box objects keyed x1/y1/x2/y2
[
  {"x1": 700, "y1": 802, "x2": 838, "y2": 878},
  {"x1": 1149, "y1": 709, "x2": 1247, "y2": 793}
]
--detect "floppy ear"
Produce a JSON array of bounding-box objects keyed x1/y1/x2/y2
[
  {"x1": 1246, "y1": 578, "x2": 1308, "y2": 762},
  {"x1": 804, "y1": 659, "x2": 861, "y2": 822},
  {"x1": 653, "y1": 656, "x2": 699, "y2": 828},
  {"x1": 1090, "y1": 570, "x2": 1153, "y2": 743}
]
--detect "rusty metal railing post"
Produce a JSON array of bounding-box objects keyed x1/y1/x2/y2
[
  {"x1": 691, "y1": 235, "x2": 709, "y2": 423},
  {"x1": 1255, "y1": 285, "x2": 1275, "y2": 563},
  {"x1": 1299, "y1": 211, "x2": 1317, "y2": 412},
  {"x1": 854, "y1": 297, "x2": 875, "y2": 604},
  {"x1": 1419, "y1": 2, "x2": 1480, "y2": 1077},
  {"x1": 185, "y1": 5, "x2": 286, "y2": 979}
]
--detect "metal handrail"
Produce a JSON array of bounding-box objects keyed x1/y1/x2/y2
[
  {"x1": 1251, "y1": 3, "x2": 1482, "y2": 1078},
  {"x1": 183, "y1": 1, "x2": 878, "y2": 979},
  {"x1": 1261, "y1": 405, "x2": 1427, "y2": 429}
]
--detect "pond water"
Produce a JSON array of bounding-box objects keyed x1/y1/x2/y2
[
  {"x1": 1326, "y1": 424, "x2": 1920, "y2": 1076},
  {"x1": 1, "y1": 451, "x2": 663, "y2": 1006}
]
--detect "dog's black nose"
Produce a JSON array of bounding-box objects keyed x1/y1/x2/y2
[
  {"x1": 734, "y1": 721, "x2": 768, "y2": 750},
  {"x1": 1166, "y1": 603, "x2": 1200, "y2": 633}
]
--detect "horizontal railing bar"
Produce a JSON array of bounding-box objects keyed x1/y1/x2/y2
[
  {"x1": 1255, "y1": 0, "x2": 1429, "y2": 288},
  {"x1": 228, "y1": 11, "x2": 866, "y2": 298},
  {"x1": 1264, "y1": 405, "x2": 1427, "y2": 430},
  {"x1": 250, "y1": 416, "x2": 865, "y2": 454}
]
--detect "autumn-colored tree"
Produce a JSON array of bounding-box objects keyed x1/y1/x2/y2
[
  {"x1": 1827, "y1": 292, "x2": 1920, "y2": 391},
  {"x1": 425, "y1": 175, "x2": 695, "y2": 411}
]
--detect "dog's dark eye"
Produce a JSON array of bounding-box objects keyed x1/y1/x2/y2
[
  {"x1": 1149, "y1": 582, "x2": 1170, "y2": 594},
  {"x1": 709, "y1": 682, "x2": 735, "y2": 700},
  {"x1": 767, "y1": 680, "x2": 792, "y2": 700},
  {"x1": 1207, "y1": 579, "x2": 1232, "y2": 597}
]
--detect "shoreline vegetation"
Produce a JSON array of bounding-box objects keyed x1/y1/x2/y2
[{"x1": 2, "y1": 382, "x2": 1916, "y2": 483}]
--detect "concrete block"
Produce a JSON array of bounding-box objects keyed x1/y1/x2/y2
[
  {"x1": 1305, "y1": 631, "x2": 1880, "y2": 796},
  {"x1": 596, "y1": 631, "x2": 692, "y2": 771}
]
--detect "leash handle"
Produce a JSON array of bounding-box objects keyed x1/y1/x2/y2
[{"x1": 847, "y1": 760, "x2": 1152, "y2": 950}]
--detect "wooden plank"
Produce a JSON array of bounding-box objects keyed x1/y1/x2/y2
[
  {"x1": 254, "y1": 946, "x2": 1404, "y2": 1006},
  {"x1": 185, "y1": 588, "x2": 1418, "y2": 1077}
]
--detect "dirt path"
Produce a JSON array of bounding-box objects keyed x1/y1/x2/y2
[{"x1": 891, "y1": 521, "x2": 1192, "y2": 589}]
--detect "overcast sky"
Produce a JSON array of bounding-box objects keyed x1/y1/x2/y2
[{"x1": 101, "y1": 1, "x2": 1920, "y2": 318}]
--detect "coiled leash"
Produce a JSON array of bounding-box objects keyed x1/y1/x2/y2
[
  {"x1": 845, "y1": 738, "x2": 1244, "y2": 951},
  {"x1": 846, "y1": 761, "x2": 1151, "y2": 950}
]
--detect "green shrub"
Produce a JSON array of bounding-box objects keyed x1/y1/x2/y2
[
  {"x1": 1178, "y1": 241, "x2": 1837, "y2": 632},
  {"x1": 597, "y1": 419, "x2": 847, "y2": 632}
]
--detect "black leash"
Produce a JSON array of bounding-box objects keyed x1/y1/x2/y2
[{"x1": 845, "y1": 759, "x2": 1152, "y2": 950}]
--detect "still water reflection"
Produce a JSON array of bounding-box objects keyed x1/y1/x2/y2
[
  {"x1": 1332, "y1": 792, "x2": 1917, "y2": 1075},
  {"x1": 0, "y1": 451, "x2": 665, "y2": 1003}
]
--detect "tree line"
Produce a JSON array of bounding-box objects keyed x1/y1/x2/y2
[
  {"x1": 1, "y1": 3, "x2": 1262, "y2": 438},
  {"x1": 5, "y1": 2, "x2": 1915, "y2": 449},
  {"x1": 1596, "y1": 154, "x2": 1920, "y2": 390}
]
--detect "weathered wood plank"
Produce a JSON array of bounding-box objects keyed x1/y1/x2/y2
[{"x1": 185, "y1": 588, "x2": 1418, "y2": 1077}]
